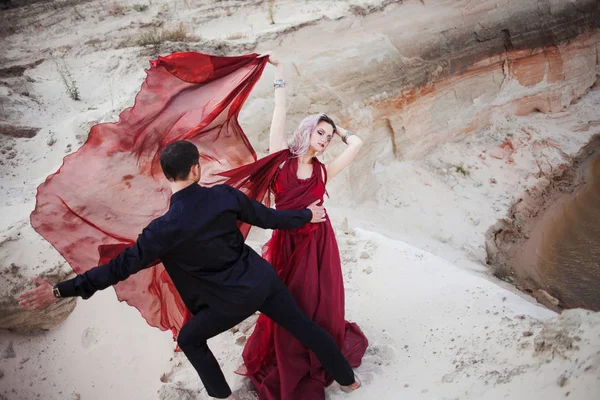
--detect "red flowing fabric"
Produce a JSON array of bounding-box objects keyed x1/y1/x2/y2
[
  {"x1": 217, "y1": 149, "x2": 291, "y2": 236},
  {"x1": 234, "y1": 156, "x2": 369, "y2": 400},
  {"x1": 30, "y1": 52, "x2": 268, "y2": 341}
]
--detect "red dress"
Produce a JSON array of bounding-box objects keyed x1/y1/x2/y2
[{"x1": 239, "y1": 157, "x2": 368, "y2": 400}]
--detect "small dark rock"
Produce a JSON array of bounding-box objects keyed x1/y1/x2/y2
[{"x1": 1, "y1": 342, "x2": 16, "y2": 359}]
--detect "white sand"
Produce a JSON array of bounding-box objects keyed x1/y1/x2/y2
[{"x1": 0, "y1": 290, "x2": 174, "y2": 400}]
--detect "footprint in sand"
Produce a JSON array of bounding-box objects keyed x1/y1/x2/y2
[
  {"x1": 232, "y1": 389, "x2": 259, "y2": 400},
  {"x1": 81, "y1": 327, "x2": 101, "y2": 349},
  {"x1": 323, "y1": 344, "x2": 396, "y2": 398},
  {"x1": 232, "y1": 378, "x2": 258, "y2": 400},
  {"x1": 355, "y1": 343, "x2": 397, "y2": 385}
]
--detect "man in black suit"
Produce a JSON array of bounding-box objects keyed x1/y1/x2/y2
[{"x1": 19, "y1": 140, "x2": 360, "y2": 399}]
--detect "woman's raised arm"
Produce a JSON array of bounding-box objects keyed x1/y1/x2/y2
[{"x1": 266, "y1": 53, "x2": 288, "y2": 154}]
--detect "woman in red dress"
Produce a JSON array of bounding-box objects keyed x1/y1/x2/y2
[{"x1": 238, "y1": 55, "x2": 369, "y2": 400}]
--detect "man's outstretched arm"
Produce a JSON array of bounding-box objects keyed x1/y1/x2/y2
[
  {"x1": 19, "y1": 223, "x2": 167, "y2": 309},
  {"x1": 224, "y1": 185, "x2": 326, "y2": 230}
]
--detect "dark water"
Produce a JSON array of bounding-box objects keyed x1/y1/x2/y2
[{"x1": 535, "y1": 152, "x2": 600, "y2": 310}]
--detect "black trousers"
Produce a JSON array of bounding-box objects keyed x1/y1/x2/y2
[{"x1": 176, "y1": 277, "x2": 355, "y2": 399}]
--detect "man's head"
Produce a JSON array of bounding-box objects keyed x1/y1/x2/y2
[{"x1": 159, "y1": 140, "x2": 201, "y2": 183}]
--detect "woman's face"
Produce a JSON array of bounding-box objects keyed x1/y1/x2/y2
[{"x1": 309, "y1": 121, "x2": 335, "y2": 154}]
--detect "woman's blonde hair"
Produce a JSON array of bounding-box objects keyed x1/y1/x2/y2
[{"x1": 288, "y1": 113, "x2": 336, "y2": 156}]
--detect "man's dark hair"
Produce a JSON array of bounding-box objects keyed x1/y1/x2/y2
[
  {"x1": 160, "y1": 140, "x2": 200, "y2": 181},
  {"x1": 319, "y1": 114, "x2": 337, "y2": 134}
]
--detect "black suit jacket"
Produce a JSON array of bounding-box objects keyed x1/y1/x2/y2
[{"x1": 56, "y1": 184, "x2": 312, "y2": 314}]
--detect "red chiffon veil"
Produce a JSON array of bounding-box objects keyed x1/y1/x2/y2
[{"x1": 30, "y1": 52, "x2": 273, "y2": 340}]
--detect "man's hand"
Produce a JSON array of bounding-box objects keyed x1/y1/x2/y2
[
  {"x1": 307, "y1": 200, "x2": 327, "y2": 223},
  {"x1": 18, "y1": 278, "x2": 58, "y2": 310}
]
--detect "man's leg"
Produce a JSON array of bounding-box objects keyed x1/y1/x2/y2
[
  {"x1": 258, "y1": 280, "x2": 356, "y2": 387},
  {"x1": 177, "y1": 306, "x2": 250, "y2": 399}
]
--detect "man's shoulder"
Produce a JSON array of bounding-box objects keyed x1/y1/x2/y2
[
  {"x1": 166, "y1": 185, "x2": 236, "y2": 216},
  {"x1": 212, "y1": 183, "x2": 234, "y2": 193},
  {"x1": 211, "y1": 184, "x2": 240, "y2": 200}
]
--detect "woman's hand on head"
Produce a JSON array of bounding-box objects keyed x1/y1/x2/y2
[
  {"x1": 335, "y1": 125, "x2": 347, "y2": 137},
  {"x1": 261, "y1": 51, "x2": 280, "y2": 66}
]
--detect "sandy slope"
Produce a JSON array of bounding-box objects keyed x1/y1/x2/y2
[{"x1": 158, "y1": 227, "x2": 599, "y2": 400}]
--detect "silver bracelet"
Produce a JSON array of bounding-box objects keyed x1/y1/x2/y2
[
  {"x1": 341, "y1": 131, "x2": 355, "y2": 144},
  {"x1": 274, "y1": 79, "x2": 286, "y2": 89}
]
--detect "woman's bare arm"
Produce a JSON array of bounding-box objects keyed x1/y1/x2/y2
[
  {"x1": 326, "y1": 126, "x2": 363, "y2": 181},
  {"x1": 268, "y1": 54, "x2": 288, "y2": 154}
]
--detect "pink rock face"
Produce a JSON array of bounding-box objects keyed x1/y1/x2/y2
[
  {"x1": 293, "y1": 1, "x2": 598, "y2": 173},
  {"x1": 509, "y1": 46, "x2": 566, "y2": 87},
  {"x1": 357, "y1": 32, "x2": 598, "y2": 162}
]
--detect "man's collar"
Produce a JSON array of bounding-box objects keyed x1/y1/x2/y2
[{"x1": 169, "y1": 183, "x2": 202, "y2": 207}]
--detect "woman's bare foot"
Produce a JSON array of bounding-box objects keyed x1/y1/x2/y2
[{"x1": 340, "y1": 376, "x2": 361, "y2": 393}]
